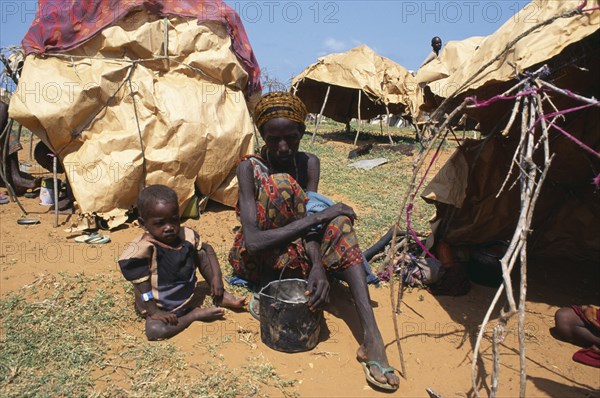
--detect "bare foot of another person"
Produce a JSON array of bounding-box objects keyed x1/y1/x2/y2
[
  {"x1": 190, "y1": 306, "x2": 225, "y2": 321},
  {"x1": 11, "y1": 173, "x2": 38, "y2": 195},
  {"x1": 220, "y1": 291, "x2": 247, "y2": 309},
  {"x1": 8, "y1": 154, "x2": 39, "y2": 195},
  {"x1": 357, "y1": 344, "x2": 399, "y2": 390}
]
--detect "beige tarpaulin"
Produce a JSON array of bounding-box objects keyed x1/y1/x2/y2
[
  {"x1": 420, "y1": 1, "x2": 600, "y2": 261},
  {"x1": 291, "y1": 45, "x2": 414, "y2": 122},
  {"x1": 430, "y1": 0, "x2": 600, "y2": 98},
  {"x1": 10, "y1": 10, "x2": 255, "y2": 226}
]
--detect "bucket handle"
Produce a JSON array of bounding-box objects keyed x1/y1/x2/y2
[{"x1": 273, "y1": 262, "x2": 289, "y2": 302}]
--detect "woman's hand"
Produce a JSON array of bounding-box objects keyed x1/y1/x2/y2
[{"x1": 306, "y1": 265, "x2": 330, "y2": 311}]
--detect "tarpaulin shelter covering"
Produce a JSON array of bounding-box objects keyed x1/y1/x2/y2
[
  {"x1": 421, "y1": 0, "x2": 600, "y2": 261},
  {"x1": 291, "y1": 45, "x2": 415, "y2": 123},
  {"x1": 9, "y1": 0, "x2": 261, "y2": 226}
]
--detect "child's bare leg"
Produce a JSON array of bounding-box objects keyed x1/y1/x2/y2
[
  {"x1": 220, "y1": 291, "x2": 247, "y2": 309},
  {"x1": 145, "y1": 307, "x2": 225, "y2": 341},
  {"x1": 555, "y1": 307, "x2": 600, "y2": 347}
]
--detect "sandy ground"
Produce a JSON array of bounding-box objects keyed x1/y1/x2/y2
[{"x1": 1, "y1": 184, "x2": 599, "y2": 397}]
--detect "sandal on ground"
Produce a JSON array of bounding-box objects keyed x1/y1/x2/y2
[
  {"x1": 360, "y1": 360, "x2": 399, "y2": 391},
  {"x1": 74, "y1": 232, "x2": 110, "y2": 244},
  {"x1": 85, "y1": 234, "x2": 111, "y2": 245},
  {"x1": 74, "y1": 232, "x2": 100, "y2": 243}
]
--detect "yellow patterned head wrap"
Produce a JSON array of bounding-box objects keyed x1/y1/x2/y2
[{"x1": 254, "y1": 91, "x2": 308, "y2": 131}]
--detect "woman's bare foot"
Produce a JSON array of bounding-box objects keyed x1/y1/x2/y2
[
  {"x1": 357, "y1": 344, "x2": 400, "y2": 388},
  {"x1": 190, "y1": 306, "x2": 225, "y2": 321},
  {"x1": 221, "y1": 291, "x2": 247, "y2": 309}
]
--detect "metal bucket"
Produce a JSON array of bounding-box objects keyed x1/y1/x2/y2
[{"x1": 259, "y1": 278, "x2": 322, "y2": 353}]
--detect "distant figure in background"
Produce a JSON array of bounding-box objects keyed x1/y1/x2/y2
[
  {"x1": 419, "y1": 36, "x2": 443, "y2": 68},
  {"x1": 0, "y1": 101, "x2": 39, "y2": 195},
  {"x1": 554, "y1": 305, "x2": 600, "y2": 368}
]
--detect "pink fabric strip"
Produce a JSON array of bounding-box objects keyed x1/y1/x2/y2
[
  {"x1": 467, "y1": 89, "x2": 539, "y2": 108},
  {"x1": 532, "y1": 101, "x2": 600, "y2": 159},
  {"x1": 406, "y1": 137, "x2": 446, "y2": 259},
  {"x1": 547, "y1": 122, "x2": 600, "y2": 159}
]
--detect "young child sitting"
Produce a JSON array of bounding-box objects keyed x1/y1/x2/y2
[{"x1": 118, "y1": 184, "x2": 246, "y2": 340}]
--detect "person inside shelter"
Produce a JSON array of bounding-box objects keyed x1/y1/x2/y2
[{"x1": 228, "y1": 91, "x2": 399, "y2": 391}]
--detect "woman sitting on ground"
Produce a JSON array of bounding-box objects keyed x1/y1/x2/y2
[{"x1": 228, "y1": 91, "x2": 399, "y2": 391}]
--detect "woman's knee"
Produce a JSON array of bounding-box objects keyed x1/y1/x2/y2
[{"x1": 331, "y1": 215, "x2": 354, "y2": 228}]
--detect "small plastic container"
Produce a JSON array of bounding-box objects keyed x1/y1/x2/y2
[{"x1": 39, "y1": 178, "x2": 61, "y2": 206}]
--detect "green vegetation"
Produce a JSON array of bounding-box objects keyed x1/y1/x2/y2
[{"x1": 0, "y1": 274, "x2": 297, "y2": 397}]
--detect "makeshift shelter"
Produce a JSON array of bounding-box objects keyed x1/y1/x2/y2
[
  {"x1": 421, "y1": 0, "x2": 600, "y2": 261},
  {"x1": 291, "y1": 45, "x2": 414, "y2": 143},
  {"x1": 9, "y1": 0, "x2": 261, "y2": 226}
]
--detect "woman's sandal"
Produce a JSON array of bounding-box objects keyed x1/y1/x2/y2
[{"x1": 360, "y1": 360, "x2": 399, "y2": 391}]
